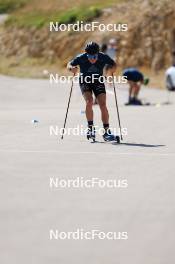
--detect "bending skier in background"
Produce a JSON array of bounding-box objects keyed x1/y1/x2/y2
[{"x1": 123, "y1": 68, "x2": 149, "y2": 105}]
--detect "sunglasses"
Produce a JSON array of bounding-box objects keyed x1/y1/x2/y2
[{"x1": 87, "y1": 54, "x2": 98, "y2": 60}]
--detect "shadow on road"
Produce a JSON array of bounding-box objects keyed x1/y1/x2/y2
[
  {"x1": 112, "y1": 142, "x2": 165, "y2": 148},
  {"x1": 92, "y1": 141, "x2": 165, "y2": 148}
]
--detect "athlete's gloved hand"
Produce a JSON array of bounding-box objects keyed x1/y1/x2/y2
[
  {"x1": 69, "y1": 66, "x2": 78, "y2": 74},
  {"x1": 107, "y1": 64, "x2": 117, "y2": 75}
]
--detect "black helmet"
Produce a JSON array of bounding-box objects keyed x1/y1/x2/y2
[{"x1": 85, "y1": 42, "x2": 99, "y2": 55}]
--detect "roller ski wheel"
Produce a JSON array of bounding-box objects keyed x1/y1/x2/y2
[{"x1": 103, "y1": 133, "x2": 120, "y2": 143}]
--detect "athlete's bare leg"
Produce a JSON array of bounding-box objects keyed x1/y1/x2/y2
[
  {"x1": 97, "y1": 93, "x2": 109, "y2": 124},
  {"x1": 83, "y1": 91, "x2": 94, "y2": 121}
]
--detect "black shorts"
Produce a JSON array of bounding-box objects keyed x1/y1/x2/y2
[{"x1": 79, "y1": 82, "x2": 106, "y2": 97}]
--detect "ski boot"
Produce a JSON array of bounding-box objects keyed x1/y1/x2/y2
[
  {"x1": 87, "y1": 126, "x2": 96, "y2": 142},
  {"x1": 125, "y1": 97, "x2": 142, "y2": 106}
]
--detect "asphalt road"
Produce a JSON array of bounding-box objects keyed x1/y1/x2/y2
[{"x1": 0, "y1": 74, "x2": 175, "y2": 264}]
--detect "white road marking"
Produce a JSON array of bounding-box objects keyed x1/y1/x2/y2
[{"x1": 0, "y1": 150, "x2": 174, "y2": 156}]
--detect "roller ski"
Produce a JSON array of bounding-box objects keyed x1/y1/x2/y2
[
  {"x1": 87, "y1": 127, "x2": 96, "y2": 142},
  {"x1": 103, "y1": 130, "x2": 120, "y2": 143}
]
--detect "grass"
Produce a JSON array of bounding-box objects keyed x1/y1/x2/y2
[
  {"x1": 4, "y1": 0, "x2": 122, "y2": 28},
  {"x1": 5, "y1": 5, "x2": 102, "y2": 28},
  {"x1": 0, "y1": 0, "x2": 27, "y2": 14},
  {"x1": 5, "y1": 12, "x2": 47, "y2": 28}
]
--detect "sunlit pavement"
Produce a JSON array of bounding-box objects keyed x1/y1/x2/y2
[{"x1": 0, "y1": 75, "x2": 175, "y2": 264}]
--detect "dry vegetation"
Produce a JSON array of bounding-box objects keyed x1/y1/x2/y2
[{"x1": 0, "y1": 0, "x2": 174, "y2": 89}]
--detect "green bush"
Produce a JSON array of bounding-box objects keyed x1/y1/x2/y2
[
  {"x1": 77, "y1": 6, "x2": 101, "y2": 22},
  {"x1": 58, "y1": 6, "x2": 101, "y2": 24},
  {"x1": 58, "y1": 9, "x2": 77, "y2": 24}
]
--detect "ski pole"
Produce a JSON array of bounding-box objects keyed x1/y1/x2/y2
[
  {"x1": 112, "y1": 73, "x2": 123, "y2": 141},
  {"x1": 61, "y1": 73, "x2": 75, "y2": 140}
]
